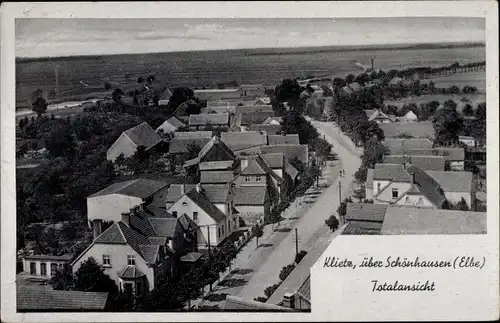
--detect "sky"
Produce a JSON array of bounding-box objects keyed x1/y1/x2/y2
[{"x1": 16, "y1": 17, "x2": 485, "y2": 58}]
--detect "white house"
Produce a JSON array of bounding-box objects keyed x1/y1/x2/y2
[
  {"x1": 458, "y1": 136, "x2": 477, "y2": 148},
  {"x1": 403, "y1": 110, "x2": 418, "y2": 122},
  {"x1": 106, "y1": 122, "x2": 162, "y2": 162},
  {"x1": 156, "y1": 116, "x2": 185, "y2": 134},
  {"x1": 86, "y1": 179, "x2": 169, "y2": 237},
  {"x1": 22, "y1": 254, "x2": 73, "y2": 279}
]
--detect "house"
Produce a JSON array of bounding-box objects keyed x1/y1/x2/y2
[
  {"x1": 425, "y1": 171, "x2": 475, "y2": 207},
  {"x1": 249, "y1": 124, "x2": 281, "y2": 135},
  {"x1": 365, "y1": 109, "x2": 393, "y2": 124},
  {"x1": 188, "y1": 113, "x2": 230, "y2": 130},
  {"x1": 234, "y1": 111, "x2": 276, "y2": 128},
  {"x1": 200, "y1": 106, "x2": 234, "y2": 115},
  {"x1": 17, "y1": 286, "x2": 109, "y2": 312},
  {"x1": 268, "y1": 134, "x2": 300, "y2": 145},
  {"x1": 156, "y1": 116, "x2": 186, "y2": 134},
  {"x1": 221, "y1": 131, "x2": 268, "y2": 152},
  {"x1": 262, "y1": 116, "x2": 283, "y2": 125},
  {"x1": 384, "y1": 138, "x2": 434, "y2": 154},
  {"x1": 165, "y1": 184, "x2": 198, "y2": 209},
  {"x1": 389, "y1": 76, "x2": 403, "y2": 86},
  {"x1": 381, "y1": 207, "x2": 487, "y2": 235},
  {"x1": 341, "y1": 82, "x2": 362, "y2": 96},
  {"x1": 21, "y1": 254, "x2": 73, "y2": 279},
  {"x1": 168, "y1": 131, "x2": 213, "y2": 155},
  {"x1": 402, "y1": 110, "x2": 418, "y2": 122},
  {"x1": 401, "y1": 147, "x2": 465, "y2": 171},
  {"x1": 221, "y1": 296, "x2": 293, "y2": 311},
  {"x1": 173, "y1": 100, "x2": 197, "y2": 122},
  {"x1": 260, "y1": 144, "x2": 309, "y2": 165},
  {"x1": 72, "y1": 207, "x2": 198, "y2": 297},
  {"x1": 158, "y1": 88, "x2": 172, "y2": 106},
  {"x1": 197, "y1": 136, "x2": 237, "y2": 180},
  {"x1": 239, "y1": 84, "x2": 265, "y2": 98},
  {"x1": 371, "y1": 164, "x2": 446, "y2": 208},
  {"x1": 459, "y1": 135, "x2": 477, "y2": 147},
  {"x1": 228, "y1": 124, "x2": 242, "y2": 132},
  {"x1": 87, "y1": 179, "x2": 169, "y2": 236},
  {"x1": 167, "y1": 185, "x2": 234, "y2": 247},
  {"x1": 194, "y1": 88, "x2": 242, "y2": 102},
  {"x1": 379, "y1": 122, "x2": 434, "y2": 139},
  {"x1": 341, "y1": 203, "x2": 388, "y2": 235},
  {"x1": 254, "y1": 97, "x2": 271, "y2": 105},
  {"x1": 207, "y1": 99, "x2": 255, "y2": 108},
  {"x1": 200, "y1": 170, "x2": 235, "y2": 184},
  {"x1": 106, "y1": 122, "x2": 162, "y2": 162},
  {"x1": 383, "y1": 155, "x2": 446, "y2": 171},
  {"x1": 234, "y1": 104, "x2": 273, "y2": 115}
]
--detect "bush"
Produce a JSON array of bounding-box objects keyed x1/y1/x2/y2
[
  {"x1": 264, "y1": 283, "x2": 281, "y2": 298},
  {"x1": 279, "y1": 263, "x2": 296, "y2": 281},
  {"x1": 295, "y1": 250, "x2": 308, "y2": 264},
  {"x1": 254, "y1": 296, "x2": 268, "y2": 303},
  {"x1": 325, "y1": 215, "x2": 340, "y2": 232}
]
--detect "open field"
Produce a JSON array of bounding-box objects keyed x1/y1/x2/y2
[
  {"x1": 385, "y1": 93, "x2": 486, "y2": 113},
  {"x1": 16, "y1": 45, "x2": 485, "y2": 109},
  {"x1": 427, "y1": 70, "x2": 486, "y2": 92}
]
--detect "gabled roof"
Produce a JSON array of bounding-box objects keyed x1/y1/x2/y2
[
  {"x1": 381, "y1": 206, "x2": 487, "y2": 235},
  {"x1": 261, "y1": 153, "x2": 285, "y2": 169},
  {"x1": 364, "y1": 109, "x2": 376, "y2": 119},
  {"x1": 426, "y1": 171, "x2": 474, "y2": 193},
  {"x1": 166, "y1": 184, "x2": 197, "y2": 203},
  {"x1": 148, "y1": 218, "x2": 180, "y2": 238},
  {"x1": 221, "y1": 131, "x2": 268, "y2": 151},
  {"x1": 180, "y1": 251, "x2": 204, "y2": 263},
  {"x1": 262, "y1": 116, "x2": 282, "y2": 125},
  {"x1": 157, "y1": 116, "x2": 185, "y2": 132},
  {"x1": 94, "y1": 222, "x2": 127, "y2": 244},
  {"x1": 249, "y1": 124, "x2": 281, "y2": 135},
  {"x1": 368, "y1": 110, "x2": 392, "y2": 122},
  {"x1": 185, "y1": 188, "x2": 227, "y2": 222},
  {"x1": 383, "y1": 155, "x2": 445, "y2": 171},
  {"x1": 200, "y1": 170, "x2": 235, "y2": 184},
  {"x1": 241, "y1": 159, "x2": 267, "y2": 175},
  {"x1": 260, "y1": 144, "x2": 309, "y2": 164},
  {"x1": 17, "y1": 286, "x2": 109, "y2": 311},
  {"x1": 198, "y1": 136, "x2": 236, "y2": 161},
  {"x1": 268, "y1": 134, "x2": 300, "y2": 145},
  {"x1": 169, "y1": 138, "x2": 211, "y2": 154},
  {"x1": 341, "y1": 221, "x2": 383, "y2": 235},
  {"x1": 189, "y1": 113, "x2": 229, "y2": 126},
  {"x1": 384, "y1": 138, "x2": 433, "y2": 153},
  {"x1": 397, "y1": 165, "x2": 446, "y2": 207},
  {"x1": 296, "y1": 275, "x2": 311, "y2": 303},
  {"x1": 88, "y1": 179, "x2": 168, "y2": 199},
  {"x1": 404, "y1": 110, "x2": 418, "y2": 120},
  {"x1": 234, "y1": 105, "x2": 273, "y2": 115},
  {"x1": 237, "y1": 111, "x2": 276, "y2": 126},
  {"x1": 379, "y1": 122, "x2": 434, "y2": 139},
  {"x1": 123, "y1": 122, "x2": 162, "y2": 150},
  {"x1": 345, "y1": 203, "x2": 388, "y2": 222},
  {"x1": 402, "y1": 147, "x2": 465, "y2": 161},
  {"x1": 233, "y1": 186, "x2": 268, "y2": 205},
  {"x1": 202, "y1": 184, "x2": 232, "y2": 203},
  {"x1": 174, "y1": 131, "x2": 213, "y2": 140},
  {"x1": 373, "y1": 163, "x2": 405, "y2": 180},
  {"x1": 285, "y1": 160, "x2": 299, "y2": 180}
]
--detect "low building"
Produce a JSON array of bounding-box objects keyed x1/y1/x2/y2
[
  {"x1": 106, "y1": 122, "x2": 162, "y2": 162},
  {"x1": 401, "y1": 147, "x2": 465, "y2": 171},
  {"x1": 221, "y1": 131, "x2": 268, "y2": 152},
  {"x1": 168, "y1": 131, "x2": 213, "y2": 155},
  {"x1": 239, "y1": 84, "x2": 266, "y2": 98},
  {"x1": 426, "y1": 171, "x2": 475, "y2": 207},
  {"x1": 459, "y1": 135, "x2": 477, "y2": 147},
  {"x1": 365, "y1": 109, "x2": 393, "y2": 124},
  {"x1": 384, "y1": 138, "x2": 434, "y2": 153},
  {"x1": 194, "y1": 88, "x2": 242, "y2": 102},
  {"x1": 381, "y1": 207, "x2": 487, "y2": 235},
  {"x1": 156, "y1": 116, "x2": 185, "y2": 134},
  {"x1": 342, "y1": 203, "x2": 387, "y2": 235},
  {"x1": 379, "y1": 122, "x2": 434, "y2": 139},
  {"x1": 268, "y1": 134, "x2": 300, "y2": 145},
  {"x1": 188, "y1": 113, "x2": 230, "y2": 131},
  {"x1": 17, "y1": 286, "x2": 110, "y2": 312},
  {"x1": 260, "y1": 144, "x2": 309, "y2": 165},
  {"x1": 249, "y1": 124, "x2": 281, "y2": 135},
  {"x1": 21, "y1": 254, "x2": 73, "y2": 279},
  {"x1": 402, "y1": 110, "x2": 418, "y2": 122},
  {"x1": 341, "y1": 82, "x2": 362, "y2": 96},
  {"x1": 383, "y1": 155, "x2": 446, "y2": 171}
]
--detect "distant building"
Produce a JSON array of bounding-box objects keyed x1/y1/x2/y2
[
  {"x1": 194, "y1": 88, "x2": 242, "y2": 102},
  {"x1": 158, "y1": 88, "x2": 172, "y2": 106},
  {"x1": 239, "y1": 84, "x2": 265, "y2": 98},
  {"x1": 268, "y1": 134, "x2": 300, "y2": 145},
  {"x1": 168, "y1": 131, "x2": 213, "y2": 155},
  {"x1": 365, "y1": 109, "x2": 393, "y2": 124},
  {"x1": 402, "y1": 110, "x2": 418, "y2": 122},
  {"x1": 384, "y1": 138, "x2": 434, "y2": 152},
  {"x1": 383, "y1": 155, "x2": 446, "y2": 171},
  {"x1": 459, "y1": 135, "x2": 477, "y2": 148},
  {"x1": 156, "y1": 116, "x2": 185, "y2": 134},
  {"x1": 21, "y1": 254, "x2": 73, "y2": 279},
  {"x1": 341, "y1": 82, "x2": 362, "y2": 96},
  {"x1": 221, "y1": 131, "x2": 268, "y2": 152},
  {"x1": 379, "y1": 122, "x2": 434, "y2": 139},
  {"x1": 106, "y1": 122, "x2": 162, "y2": 162},
  {"x1": 188, "y1": 113, "x2": 230, "y2": 131}
]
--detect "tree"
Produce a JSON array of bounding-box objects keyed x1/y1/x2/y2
[
  {"x1": 295, "y1": 250, "x2": 308, "y2": 264},
  {"x1": 137, "y1": 76, "x2": 144, "y2": 83},
  {"x1": 147, "y1": 75, "x2": 155, "y2": 84},
  {"x1": 337, "y1": 197, "x2": 353, "y2": 219},
  {"x1": 264, "y1": 283, "x2": 280, "y2": 298},
  {"x1": 354, "y1": 166, "x2": 368, "y2": 183},
  {"x1": 104, "y1": 82, "x2": 112, "y2": 90},
  {"x1": 112, "y1": 88, "x2": 125, "y2": 103},
  {"x1": 50, "y1": 265, "x2": 75, "y2": 290},
  {"x1": 353, "y1": 185, "x2": 366, "y2": 202},
  {"x1": 433, "y1": 103, "x2": 464, "y2": 146},
  {"x1": 253, "y1": 225, "x2": 264, "y2": 247},
  {"x1": 463, "y1": 104, "x2": 474, "y2": 116},
  {"x1": 32, "y1": 92, "x2": 48, "y2": 115},
  {"x1": 186, "y1": 143, "x2": 201, "y2": 160},
  {"x1": 45, "y1": 124, "x2": 76, "y2": 158},
  {"x1": 275, "y1": 79, "x2": 301, "y2": 109},
  {"x1": 325, "y1": 214, "x2": 339, "y2": 232},
  {"x1": 345, "y1": 74, "x2": 355, "y2": 84},
  {"x1": 73, "y1": 257, "x2": 118, "y2": 294},
  {"x1": 167, "y1": 87, "x2": 195, "y2": 110},
  {"x1": 279, "y1": 263, "x2": 296, "y2": 281},
  {"x1": 362, "y1": 137, "x2": 386, "y2": 169},
  {"x1": 454, "y1": 197, "x2": 470, "y2": 211}
]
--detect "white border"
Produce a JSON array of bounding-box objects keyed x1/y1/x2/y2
[{"x1": 1, "y1": 2, "x2": 498, "y2": 322}]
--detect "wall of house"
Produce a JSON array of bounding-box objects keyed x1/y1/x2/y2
[
  {"x1": 236, "y1": 174, "x2": 267, "y2": 187},
  {"x1": 444, "y1": 191, "x2": 473, "y2": 207},
  {"x1": 236, "y1": 206, "x2": 265, "y2": 227},
  {"x1": 87, "y1": 194, "x2": 143, "y2": 224},
  {"x1": 106, "y1": 134, "x2": 137, "y2": 162},
  {"x1": 72, "y1": 243, "x2": 155, "y2": 291},
  {"x1": 157, "y1": 122, "x2": 177, "y2": 134},
  {"x1": 366, "y1": 188, "x2": 374, "y2": 200},
  {"x1": 450, "y1": 161, "x2": 465, "y2": 171},
  {"x1": 22, "y1": 258, "x2": 69, "y2": 278},
  {"x1": 167, "y1": 195, "x2": 227, "y2": 247},
  {"x1": 373, "y1": 180, "x2": 392, "y2": 197},
  {"x1": 394, "y1": 194, "x2": 435, "y2": 208},
  {"x1": 374, "y1": 182, "x2": 412, "y2": 204}
]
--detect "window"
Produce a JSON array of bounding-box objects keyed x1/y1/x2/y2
[
  {"x1": 218, "y1": 227, "x2": 221, "y2": 238},
  {"x1": 172, "y1": 211, "x2": 178, "y2": 218},
  {"x1": 228, "y1": 220, "x2": 231, "y2": 232},
  {"x1": 418, "y1": 197, "x2": 423, "y2": 205},
  {"x1": 40, "y1": 263, "x2": 47, "y2": 276},
  {"x1": 392, "y1": 188, "x2": 398, "y2": 199},
  {"x1": 193, "y1": 212, "x2": 198, "y2": 221},
  {"x1": 127, "y1": 255, "x2": 135, "y2": 266},
  {"x1": 30, "y1": 262, "x2": 36, "y2": 275},
  {"x1": 244, "y1": 176, "x2": 250, "y2": 182},
  {"x1": 377, "y1": 183, "x2": 381, "y2": 192},
  {"x1": 136, "y1": 281, "x2": 143, "y2": 296},
  {"x1": 405, "y1": 196, "x2": 410, "y2": 203},
  {"x1": 51, "y1": 263, "x2": 58, "y2": 276},
  {"x1": 102, "y1": 255, "x2": 111, "y2": 266},
  {"x1": 182, "y1": 202, "x2": 188, "y2": 206},
  {"x1": 256, "y1": 176, "x2": 261, "y2": 182},
  {"x1": 222, "y1": 225, "x2": 225, "y2": 236}
]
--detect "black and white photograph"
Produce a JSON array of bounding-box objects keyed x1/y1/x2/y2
[{"x1": 1, "y1": 2, "x2": 498, "y2": 320}]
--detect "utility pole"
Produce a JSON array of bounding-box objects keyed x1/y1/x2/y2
[
  {"x1": 294, "y1": 228, "x2": 299, "y2": 257},
  {"x1": 338, "y1": 181, "x2": 342, "y2": 204},
  {"x1": 207, "y1": 226, "x2": 211, "y2": 261}
]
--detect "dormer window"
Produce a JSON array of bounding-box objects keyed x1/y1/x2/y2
[
  {"x1": 418, "y1": 197, "x2": 423, "y2": 205},
  {"x1": 182, "y1": 202, "x2": 188, "y2": 206},
  {"x1": 244, "y1": 176, "x2": 250, "y2": 182},
  {"x1": 256, "y1": 176, "x2": 261, "y2": 182},
  {"x1": 405, "y1": 196, "x2": 410, "y2": 203}
]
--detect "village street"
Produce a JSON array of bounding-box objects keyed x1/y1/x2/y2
[{"x1": 197, "y1": 121, "x2": 362, "y2": 308}]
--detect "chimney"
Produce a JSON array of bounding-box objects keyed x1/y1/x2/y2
[
  {"x1": 410, "y1": 172, "x2": 415, "y2": 184},
  {"x1": 241, "y1": 159, "x2": 249, "y2": 171},
  {"x1": 371, "y1": 58, "x2": 374, "y2": 70},
  {"x1": 282, "y1": 293, "x2": 295, "y2": 309},
  {"x1": 122, "y1": 212, "x2": 130, "y2": 227},
  {"x1": 402, "y1": 163, "x2": 406, "y2": 170},
  {"x1": 92, "y1": 219, "x2": 102, "y2": 240},
  {"x1": 180, "y1": 184, "x2": 185, "y2": 195},
  {"x1": 196, "y1": 183, "x2": 202, "y2": 193},
  {"x1": 281, "y1": 131, "x2": 285, "y2": 136}
]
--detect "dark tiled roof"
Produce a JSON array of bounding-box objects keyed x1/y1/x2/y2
[
  {"x1": 148, "y1": 218, "x2": 179, "y2": 238},
  {"x1": 384, "y1": 138, "x2": 434, "y2": 152},
  {"x1": 185, "y1": 189, "x2": 227, "y2": 222},
  {"x1": 381, "y1": 206, "x2": 487, "y2": 235},
  {"x1": 260, "y1": 144, "x2": 309, "y2": 164},
  {"x1": 402, "y1": 165, "x2": 446, "y2": 207},
  {"x1": 341, "y1": 221, "x2": 383, "y2": 235},
  {"x1": 268, "y1": 134, "x2": 300, "y2": 145},
  {"x1": 123, "y1": 122, "x2": 162, "y2": 150},
  {"x1": 169, "y1": 138, "x2": 211, "y2": 154},
  {"x1": 117, "y1": 222, "x2": 153, "y2": 257},
  {"x1": 233, "y1": 186, "x2": 268, "y2": 205},
  {"x1": 189, "y1": 113, "x2": 229, "y2": 126},
  {"x1": 17, "y1": 286, "x2": 109, "y2": 311},
  {"x1": 22, "y1": 254, "x2": 73, "y2": 261},
  {"x1": 238, "y1": 111, "x2": 276, "y2": 126},
  {"x1": 221, "y1": 131, "x2": 268, "y2": 151},
  {"x1": 345, "y1": 203, "x2": 388, "y2": 222},
  {"x1": 201, "y1": 184, "x2": 231, "y2": 203},
  {"x1": 180, "y1": 252, "x2": 204, "y2": 263},
  {"x1": 201, "y1": 170, "x2": 235, "y2": 184},
  {"x1": 234, "y1": 105, "x2": 273, "y2": 116},
  {"x1": 402, "y1": 148, "x2": 465, "y2": 161},
  {"x1": 241, "y1": 159, "x2": 267, "y2": 175},
  {"x1": 199, "y1": 136, "x2": 236, "y2": 161},
  {"x1": 249, "y1": 124, "x2": 281, "y2": 135},
  {"x1": 261, "y1": 153, "x2": 285, "y2": 169},
  {"x1": 118, "y1": 265, "x2": 146, "y2": 279},
  {"x1": 145, "y1": 203, "x2": 173, "y2": 218},
  {"x1": 88, "y1": 179, "x2": 168, "y2": 199},
  {"x1": 138, "y1": 245, "x2": 160, "y2": 264},
  {"x1": 222, "y1": 296, "x2": 292, "y2": 311},
  {"x1": 285, "y1": 161, "x2": 299, "y2": 180},
  {"x1": 166, "y1": 116, "x2": 185, "y2": 128},
  {"x1": 383, "y1": 155, "x2": 445, "y2": 171},
  {"x1": 373, "y1": 164, "x2": 405, "y2": 180},
  {"x1": 296, "y1": 275, "x2": 311, "y2": 301},
  {"x1": 174, "y1": 131, "x2": 213, "y2": 139},
  {"x1": 379, "y1": 122, "x2": 434, "y2": 139},
  {"x1": 166, "y1": 184, "x2": 197, "y2": 203},
  {"x1": 94, "y1": 223, "x2": 127, "y2": 244},
  {"x1": 426, "y1": 171, "x2": 474, "y2": 193}
]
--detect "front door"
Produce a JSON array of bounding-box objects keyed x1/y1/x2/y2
[
  {"x1": 40, "y1": 263, "x2": 47, "y2": 276},
  {"x1": 124, "y1": 282, "x2": 134, "y2": 300},
  {"x1": 30, "y1": 262, "x2": 36, "y2": 275}
]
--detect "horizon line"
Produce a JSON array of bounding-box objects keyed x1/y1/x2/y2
[{"x1": 16, "y1": 40, "x2": 485, "y2": 61}]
